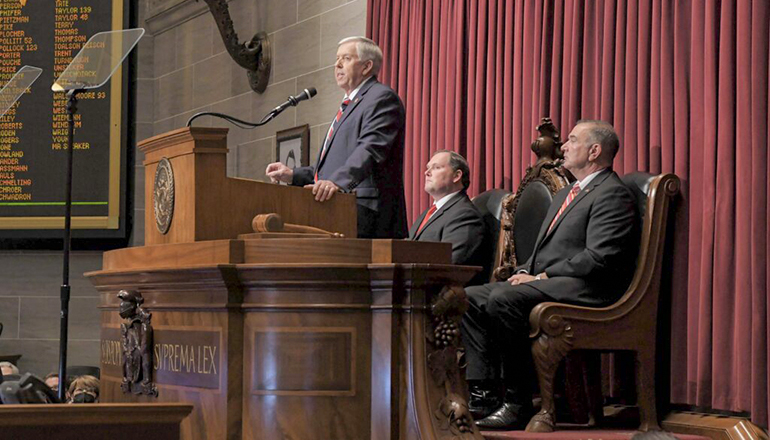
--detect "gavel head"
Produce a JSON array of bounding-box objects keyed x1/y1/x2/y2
[{"x1": 252, "y1": 213, "x2": 284, "y2": 232}]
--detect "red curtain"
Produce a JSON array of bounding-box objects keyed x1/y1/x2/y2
[{"x1": 368, "y1": 0, "x2": 770, "y2": 427}]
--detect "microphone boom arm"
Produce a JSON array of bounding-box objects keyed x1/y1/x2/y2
[{"x1": 188, "y1": 89, "x2": 316, "y2": 127}]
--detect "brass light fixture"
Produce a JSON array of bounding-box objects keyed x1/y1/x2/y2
[{"x1": 199, "y1": 0, "x2": 271, "y2": 93}]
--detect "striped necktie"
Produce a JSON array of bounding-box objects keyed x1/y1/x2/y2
[
  {"x1": 547, "y1": 183, "x2": 581, "y2": 233},
  {"x1": 315, "y1": 98, "x2": 351, "y2": 181}
]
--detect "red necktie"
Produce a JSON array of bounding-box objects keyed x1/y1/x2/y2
[
  {"x1": 315, "y1": 98, "x2": 351, "y2": 181},
  {"x1": 547, "y1": 184, "x2": 581, "y2": 233},
  {"x1": 415, "y1": 205, "x2": 437, "y2": 235}
]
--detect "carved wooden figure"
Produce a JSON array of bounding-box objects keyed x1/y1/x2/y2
[
  {"x1": 529, "y1": 117, "x2": 563, "y2": 163},
  {"x1": 118, "y1": 290, "x2": 158, "y2": 397}
]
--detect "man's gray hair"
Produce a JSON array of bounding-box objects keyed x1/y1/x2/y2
[
  {"x1": 576, "y1": 119, "x2": 620, "y2": 161},
  {"x1": 432, "y1": 150, "x2": 471, "y2": 190},
  {"x1": 338, "y1": 36, "x2": 383, "y2": 76},
  {"x1": 0, "y1": 361, "x2": 19, "y2": 375}
]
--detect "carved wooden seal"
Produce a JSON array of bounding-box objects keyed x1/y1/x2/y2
[{"x1": 153, "y1": 157, "x2": 174, "y2": 234}]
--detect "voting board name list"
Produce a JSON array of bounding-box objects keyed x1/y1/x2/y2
[{"x1": 0, "y1": 0, "x2": 116, "y2": 215}]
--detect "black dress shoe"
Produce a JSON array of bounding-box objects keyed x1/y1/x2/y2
[
  {"x1": 475, "y1": 402, "x2": 533, "y2": 430},
  {"x1": 468, "y1": 382, "x2": 501, "y2": 420}
]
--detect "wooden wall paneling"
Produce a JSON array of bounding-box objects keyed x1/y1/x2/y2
[{"x1": 240, "y1": 265, "x2": 373, "y2": 440}]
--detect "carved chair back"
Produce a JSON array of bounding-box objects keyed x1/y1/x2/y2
[
  {"x1": 491, "y1": 118, "x2": 573, "y2": 281},
  {"x1": 492, "y1": 163, "x2": 572, "y2": 281}
]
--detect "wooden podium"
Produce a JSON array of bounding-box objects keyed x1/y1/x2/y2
[{"x1": 88, "y1": 128, "x2": 484, "y2": 440}]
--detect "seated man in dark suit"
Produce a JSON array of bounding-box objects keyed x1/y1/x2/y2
[
  {"x1": 462, "y1": 120, "x2": 640, "y2": 429},
  {"x1": 409, "y1": 151, "x2": 491, "y2": 286}
]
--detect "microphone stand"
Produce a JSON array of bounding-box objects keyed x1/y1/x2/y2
[
  {"x1": 187, "y1": 95, "x2": 304, "y2": 127},
  {"x1": 57, "y1": 88, "x2": 82, "y2": 402},
  {"x1": 186, "y1": 108, "x2": 279, "y2": 128}
]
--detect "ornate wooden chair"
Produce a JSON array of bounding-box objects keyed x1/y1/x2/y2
[{"x1": 525, "y1": 172, "x2": 680, "y2": 433}]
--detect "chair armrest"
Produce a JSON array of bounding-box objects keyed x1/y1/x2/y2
[{"x1": 529, "y1": 301, "x2": 621, "y2": 339}]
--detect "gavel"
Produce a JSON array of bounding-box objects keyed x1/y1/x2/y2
[{"x1": 251, "y1": 213, "x2": 344, "y2": 237}]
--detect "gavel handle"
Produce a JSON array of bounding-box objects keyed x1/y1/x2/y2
[
  {"x1": 252, "y1": 213, "x2": 344, "y2": 237},
  {"x1": 282, "y1": 223, "x2": 340, "y2": 236}
]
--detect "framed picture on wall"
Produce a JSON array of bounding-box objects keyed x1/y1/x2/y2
[{"x1": 276, "y1": 124, "x2": 310, "y2": 169}]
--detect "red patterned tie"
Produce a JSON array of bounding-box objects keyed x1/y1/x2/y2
[
  {"x1": 315, "y1": 98, "x2": 351, "y2": 181},
  {"x1": 547, "y1": 184, "x2": 581, "y2": 233},
  {"x1": 415, "y1": 205, "x2": 437, "y2": 236}
]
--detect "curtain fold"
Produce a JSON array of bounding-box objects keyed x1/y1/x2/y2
[{"x1": 368, "y1": 0, "x2": 770, "y2": 427}]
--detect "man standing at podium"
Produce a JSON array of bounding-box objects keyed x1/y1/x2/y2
[{"x1": 266, "y1": 36, "x2": 408, "y2": 239}]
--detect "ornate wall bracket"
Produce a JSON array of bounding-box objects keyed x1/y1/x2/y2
[
  {"x1": 199, "y1": 0, "x2": 271, "y2": 93},
  {"x1": 118, "y1": 290, "x2": 159, "y2": 397}
]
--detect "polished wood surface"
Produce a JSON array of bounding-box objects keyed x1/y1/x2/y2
[
  {"x1": 0, "y1": 403, "x2": 192, "y2": 440},
  {"x1": 99, "y1": 238, "x2": 452, "y2": 271},
  {"x1": 139, "y1": 127, "x2": 357, "y2": 245},
  {"x1": 663, "y1": 411, "x2": 769, "y2": 440},
  {"x1": 101, "y1": 240, "x2": 245, "y2": 270},
  {"x1": 88, "y1": 240, "x2": 483, "y2": 440}
]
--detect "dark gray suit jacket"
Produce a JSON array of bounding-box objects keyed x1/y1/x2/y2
[
  {"x1": 410, "y1": 192, "x2": 492, "y2": 286},
  {"x1": 516, "y1": 169, "x2": 639, "y2": 305},
  {"x1": 292, "y1": 78, "x2": 407, "y2": 239}
]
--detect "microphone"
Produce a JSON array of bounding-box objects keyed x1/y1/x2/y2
[{"x1": 273, "y1": 88, "x2": 317, "y2": 113}]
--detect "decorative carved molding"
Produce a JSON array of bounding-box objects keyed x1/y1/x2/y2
[
  {"x1": 118, "y1": 290, "x2": 158, "y2": 397},
  {"x1": 530, "y1": 117, "x2": 563, "y2": 163},
  {"x1": 147, "y1": 0, "x2": 188, "y2": 18},
  {"x1": 426, "y1": 285, "x2": 476, "y2": 438},
  {"x1": 144, "y1": 0, "x2": 209, "y2": 35},
  {"x1": 526, "y1": 316, "x2": 574, "y2": 433},
  {"x1": 493, "y1": 118, "x2": 572, "y2": 281}
]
